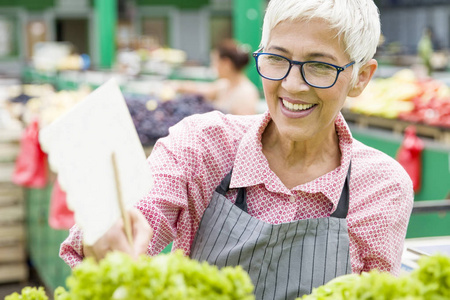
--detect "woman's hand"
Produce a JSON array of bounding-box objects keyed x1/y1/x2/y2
[{"x1": 83, "y1": 208, "x2": 153, "y2": 261}]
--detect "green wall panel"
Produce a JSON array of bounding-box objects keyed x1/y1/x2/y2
[
  {"x1": 0, "y1": 0, "x2": 17, "y2": 5},
  {"x1": 95, "y1": 0, "x2": 117, "y2": 69},
  {"x1": 407, "y1": 212, "x2": 450, "y2": 238},
  {"x1": 137, "y1": 0, "x2": 209, "y2": 9},
  {"x1": 0, "y1": 14, "x2": 19, "y2": 60},
  {"x1": 233, "y1": 0, "x2": 264, "y2": 91},
  {"x1": 25, "y1": 186, "x2": 72, "y2": 292},
  {"x1": 0, "y1": 0, "x2": 54, "y2": 10}
]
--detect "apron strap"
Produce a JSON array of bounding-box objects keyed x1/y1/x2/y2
[
  {"x1": 215, "y1": 169, "x2": 248, "y2": 212},
  {"x1": 330, "y1": 162, "x2": 351, "y2": 219},
  {"x1": 215, "y1": 170, "x2": 232, "y2": 196}
]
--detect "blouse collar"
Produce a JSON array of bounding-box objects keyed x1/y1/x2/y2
[{"x1": 230, "y1": 110, "x2": 353, "y2": 206}]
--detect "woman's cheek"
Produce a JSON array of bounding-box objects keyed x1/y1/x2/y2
[{"x1": 262, "y1": 80, "x2": 279, "y2": 101}]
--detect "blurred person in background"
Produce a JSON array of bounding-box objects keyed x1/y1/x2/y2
[
  {"x1": 171, "y1": 39, "x2": 260, "y2": 115},
  {"x1": 418, "y1": 27, "x2": 434, "y2": 76}
]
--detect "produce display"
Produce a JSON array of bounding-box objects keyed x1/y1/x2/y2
[
  {"x1": 2, "y1": 84, "x2": 90, "y2": 130},
  {"x1": 299, "y1": 254, "x2": 450, "y2": 299},
  {"x1": 1, "y1": 84, "x2": 55, "y2": 129},
  {"x1": 7, "y1": 253, "x2": 450, "y2": 299},
  {"x1": 124, "y1": 93, "x2": 216, "y2": 146},
  {"x1": 6, "y1": 251, "x2": 255, "y2": 300},
  {"x1": 4, "y1": 83, "x2": 216, "y2": 147},
  {"x1": 32, "y1": 42, "x2": 90, "y2": 72},
  {"x1": 24, "y1": 87, "x2": 91, "y2": 128},
  {"x1": 346, "y1": 69, "x2": 450, "y2": 128}
]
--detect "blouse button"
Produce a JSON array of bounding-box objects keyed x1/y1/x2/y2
[{"x1": 289, "y1": 195, "x2": 296, "y2": 203}]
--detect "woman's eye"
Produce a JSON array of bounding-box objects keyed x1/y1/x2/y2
[
  {"x1": 307, "y1": 63, "x2": 335, "y2": 74},
  {"x1": 311, "y1": 63, "x2": 333, "y2": 70},
  {"x1": 267, "y1": 55, "x2": 285, "y2": 62}
]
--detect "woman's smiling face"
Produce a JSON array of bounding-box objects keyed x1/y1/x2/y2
[{"x1": 262, "y1": 18, "x2": 355, "y2": 142}]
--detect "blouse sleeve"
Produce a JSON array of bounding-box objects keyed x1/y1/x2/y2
[{"x1": 348, "y1": 158, "x2": 414, "y2": 276}]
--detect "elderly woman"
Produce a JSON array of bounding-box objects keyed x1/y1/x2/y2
[{"x1": 60, "y1": 0, "x2": 413, "y2": 299}]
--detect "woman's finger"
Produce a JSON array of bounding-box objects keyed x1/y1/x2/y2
[
  {"x1": 83, "y1": 244, "x2": 95, "y2": 258},
  {"x1": 85, "y1": 219, "x2": 132, "y2": 261},
  {"x1": 82, "y1": 209, "x2": 151, "y2": 261},
  {"x1": 129, "y1": 209, "x2": 153, "y2": 258},
  {"x1": 103, "y1": 218, "x2": 134, "y2": 256}
]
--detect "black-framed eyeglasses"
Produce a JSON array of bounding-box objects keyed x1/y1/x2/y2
[{"x1": 252, "y1": 51, "x2": 355, "y2": 89}]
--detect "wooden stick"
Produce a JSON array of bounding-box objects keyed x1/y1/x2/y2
[{"x1": 111, "y1": 152, "x2": 133, "y2": 246}]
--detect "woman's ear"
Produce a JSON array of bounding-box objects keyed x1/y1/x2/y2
[{"x1": 348, "y1": 59, "x2": 378, "y2": 97}]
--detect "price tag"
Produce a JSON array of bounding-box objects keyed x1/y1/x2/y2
[{"x1": 39, "y1": 79, "x2": 153, "y2": 245}]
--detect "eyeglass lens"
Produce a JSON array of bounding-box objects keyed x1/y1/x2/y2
[{"x1": 257, "y1": 54, "x2": 339, "y2": 88}]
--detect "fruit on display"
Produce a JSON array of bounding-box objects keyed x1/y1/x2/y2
[
  {"x1": 125, "y1": 92, "x2": 216, "y2": 146},
  {"x1": 57, "y1": 54, "x2": 91, "y2": 71},
  {"x1": 298, "y1": 254, "x2": 450, "y2": 300},
  {"x1": 346, "y1": 69, "x2": 450, "y2": 127},
  {"x1": 2, "y1": 84, "x2": 56, "y2": 129},
  {"x1": 347, "y1": 69, "x2": 419, "y2": 119},
  {"x1": 398, "y1": 78, "x2": 450, "y2": 127},
  {"x1": 32, "y1": 42, "x2": 90, "y2": 72},
  {"x1": 7, "y1": 84, "x2": 55, "y2": 103},
  {"x1": 5, "y1": 81, "x2": 215, "y2": 147},
  {"x1": 6, "y1": 251, "x2": 255, "y2": 300},
  {"x1": 150, "y1": 48, "x2": 187, "y2": 65},
  {"x1": 23, "y1": 86, "x2": 91, "y2": 128}
]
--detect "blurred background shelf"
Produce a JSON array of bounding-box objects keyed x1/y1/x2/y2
[
  {"x1": 343, "y1": 109, "x2": 450, "y2": 145},
  {"x1": 0, "y1": 129, "x2": 27, "y2": 285}
]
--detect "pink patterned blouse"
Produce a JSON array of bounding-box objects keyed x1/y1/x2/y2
[{"x1": 60, "y1": 110, "x2": 413, "y2": 275}]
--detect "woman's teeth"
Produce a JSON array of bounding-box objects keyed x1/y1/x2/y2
[{"x1": 282, "y1": 99, "x2": 315, "y2": 111}]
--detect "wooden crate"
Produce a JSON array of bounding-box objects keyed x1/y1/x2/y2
[
  {"x1": 0, "y1": 263, "x2": 28, "y2": 283},
  {"x1": 0, "y1": 223, "x2": 25, "y2": 245},
  {"x1": 0, "y1": 242, "x2": 26, "y2": 264},
  {"x1": 0, "y1": 204, "x2": 25, "y2": 223},
  {"x1": 342, "y1": 110, "x2": 450, "y2": 144},
  {"x1": 0, "y1": 193, "x2": 23, "y2": 208},
  {"x1": 0, "y1": 128, "x2": 22, "y2": 143},
  {"x1": 0, "y1": 162, "x2": 15, "y2": 184},
  {"x1": 0, "y1": 142, "x2": 20, "y2": 163},
  {"x1": 0, "y1": 128, "x2": 28, "y2": 284}
]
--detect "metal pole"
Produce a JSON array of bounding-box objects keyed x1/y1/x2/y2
[
  {"x1": 95, "y1": 0, "x2": 117, "y2": 69},
  {"x1": 232, "y1": 0, "x2": 265, "y2": 89}
]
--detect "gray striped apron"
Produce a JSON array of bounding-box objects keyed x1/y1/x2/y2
[{"x1": 190, "y1": 166, "x2": 351, "y2": 300}]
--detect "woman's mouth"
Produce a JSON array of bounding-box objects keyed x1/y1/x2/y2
[{"x1": 281, "y1": 99, "x2": 316, "y2": 112}]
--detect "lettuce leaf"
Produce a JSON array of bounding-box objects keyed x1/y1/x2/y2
[
  {"x1": 299, "y1": 254, "x2": 450, "y2": 300},
  {"x1": 5, "y1": 287, "x2": 49, "y2": 300},
  {"x1": 54, "y1": 250, "x2": 255, "y2": 300}
]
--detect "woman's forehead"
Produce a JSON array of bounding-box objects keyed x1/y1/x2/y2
[
  {"x1": 270, "y1": 18, "x2": 338, "y2": 39},
  {"x1": 267, "y1": 18, "x2": 347, "y2": 60}
]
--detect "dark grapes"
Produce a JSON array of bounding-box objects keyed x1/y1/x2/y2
[
  {"x1": 9, "y1": 93, "x2": 32, "y2": 104},
  {"x1": 124, "y1": 93, "x2": 216, "y2": 146}
]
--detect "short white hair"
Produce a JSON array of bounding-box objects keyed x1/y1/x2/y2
[{"x1": 260, "y1": 0, "x2": 381, "y2": 86}]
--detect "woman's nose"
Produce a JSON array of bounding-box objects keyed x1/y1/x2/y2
[{"x1": 281, "y1": 65, "x2": 310, "y2": 92}]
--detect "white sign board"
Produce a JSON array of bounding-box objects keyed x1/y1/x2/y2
[{"x1": 39, "y1": 79, "x2": 153, "y2": 245}]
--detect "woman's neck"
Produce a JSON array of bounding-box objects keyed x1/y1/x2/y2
[{"x1": 262, "y1": 121, "x2": 341, "y2": 174}]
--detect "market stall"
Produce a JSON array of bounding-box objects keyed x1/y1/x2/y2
[{"x1": 1, "y1": 62, "x2": 450, "y2": 293}]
